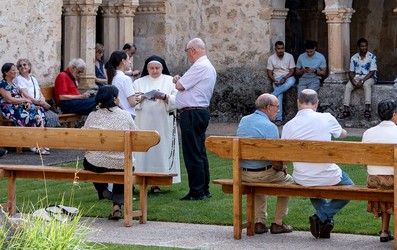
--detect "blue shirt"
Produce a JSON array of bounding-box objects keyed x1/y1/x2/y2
[
  {"x1": 236, "y1": 110, "x2": 279, "y2": 169},
  {"x1": 296, "y1": 51, "x2": 327, "y2": 79},
  {"x1": 350, "y1": 51, "x2": 377, "y2": 81}
]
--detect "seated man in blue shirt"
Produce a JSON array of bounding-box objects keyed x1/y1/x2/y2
[
  {"x1": 236, "y1": 93, "x2": 294, "y2": 235},
  {"x1": 296, "y1": 40, "x2": 327, "y2": 94}
]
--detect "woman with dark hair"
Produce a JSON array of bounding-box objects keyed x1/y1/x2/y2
[
  {"x1": 133, "y1": 55, "x2": 181, "y2": 194},
  {"x1": 105, "y1": 50, "x2": 136, "y2": 118},
  {"x1": 82, "y1": 85, "x2": 137, "y2": 220},
  {"x1": 362, "y1": 99, "x2": 397, "y2": 242},
  {"x1": 0, "y1": 63, "x2": 46, "y2": 128},
  {"x1": 95, "y1": 43, "x2": 108, "y2": 87}
]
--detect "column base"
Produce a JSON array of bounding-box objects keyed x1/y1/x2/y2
[
  {"x1": 324, "y1": 71, "x2": 348, "y2": 84},
  {"x1": 78, "y1": 76, "x2": 97, "y2": 91}
]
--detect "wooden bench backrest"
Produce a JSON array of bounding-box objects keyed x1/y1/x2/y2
[
  {"x1": 0, "y1": 126, "x2": 160, "y2": 227},
  {"x1": 0, "y1": 126, "x2": 159, "y2": 152},
  {"x1": 40, "y1": 86, "x2": 55, "y2": 101},
  {"x1": 205, "y1": 136, "x2": 395, "y2": 166}
]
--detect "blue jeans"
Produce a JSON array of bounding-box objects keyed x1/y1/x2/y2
[
  {"x1": 272, "y1": 76, "x2": 296, "y2": 121},
  {"x1": 310, "y1": 171, "x2": 354, "y2": 223}
]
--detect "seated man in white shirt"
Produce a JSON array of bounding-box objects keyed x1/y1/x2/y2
[{"x1": 281, "y1": 89, "x2": 354, "y2": 239}]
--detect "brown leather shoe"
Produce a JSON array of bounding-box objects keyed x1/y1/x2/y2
[
  {"x1": 254, "y1": 222, "x2": 269, "y2": 234},
  {"x1": 270, "y1": 222, "x2": 293, "y2": 234}
]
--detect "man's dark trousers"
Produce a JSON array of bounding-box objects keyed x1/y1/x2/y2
[{"x1": 180, "y1": 109, "x2": 210, "y2": 197}]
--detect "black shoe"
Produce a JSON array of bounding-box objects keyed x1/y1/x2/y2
[
  {"x1": 0, "y1": 149, "x2": 7, "y2": 158},
  {"x1": 309, "y1": 214, "x2": 321, "y2": 238},
  {"x1": 319, "y1": 219, "x2": 334, "y2": 238},
  {"x1": 180, "y1": 193, "x2": 207, "y2": 201},
  {"x1": 204, "y1": 190, "x2": 213, "y2": 198}
]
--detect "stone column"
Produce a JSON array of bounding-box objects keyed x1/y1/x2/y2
[
  {"x1": 100, "y1": 1, "x2": 119, "y2": 60},
  {"x1": 269, "y1": 8, "x2": 289, "y2": 48},
  {"x1": 78, "y1": 2, "x2": 101, "y2": 89},
  {"x1": 323, "y1": 4, "x2": 355, "y2": 83},
  {"x1": 62, "y1": 2, "x2": 80, "y2": 68},
  {"x1": 117, "y1": 1, "x2": 139, "y2": 48}
]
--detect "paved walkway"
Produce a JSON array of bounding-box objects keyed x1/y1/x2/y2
[{"x1": 86, "y1": 218, "x2": 393, "y2": 249}]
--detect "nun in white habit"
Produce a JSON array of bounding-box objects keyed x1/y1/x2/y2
[{"x1": 133, "y1": 55, "x2": 181, "y2": 193}]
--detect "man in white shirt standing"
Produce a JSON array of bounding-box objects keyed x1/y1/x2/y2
[
  {"x1": 266, "y1": 41, "x2": 296, "y2": 126},
  {"x1": 281, "y1": 89, "x2": 354, "y2": 239},
  {"x1": 173, "y1": 38, "x2": 216, "y2": 200}
]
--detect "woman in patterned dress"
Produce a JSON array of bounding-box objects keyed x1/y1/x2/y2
[{"x1": 0, "y1": 63, "x2": 46, "y2": 140}]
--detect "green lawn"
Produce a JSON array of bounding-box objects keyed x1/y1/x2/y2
[{"x1": 0, "y1": 136, "x2": 390, "y2": 236}]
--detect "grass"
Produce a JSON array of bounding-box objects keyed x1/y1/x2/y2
[{"x1": 0, "y1": 136, "x2": 390, "y2": 239}]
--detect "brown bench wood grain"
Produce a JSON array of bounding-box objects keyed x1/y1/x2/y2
[
  {"x1": 206, "y1": 136, "x2": 397, "y2": 247},
  {"x1": 0, "y1": 126, "x2": 177, "y2": 227}
]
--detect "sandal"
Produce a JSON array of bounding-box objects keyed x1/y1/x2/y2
[
  {"x1": 364, "y1": 110, "x2": 371, "y2": 118},
  {"x1": 150, "y1": 186, "x2": 162, "y2": 194},
  {"x1": 108, "y1": 209, "x2": 122, "y2": 220},
  {"x1": 341, "y1": 110, "x2": 351, "y2": 119},
  {"x1": 35, "y1": 148, "x2": 50, "y2": 155}
]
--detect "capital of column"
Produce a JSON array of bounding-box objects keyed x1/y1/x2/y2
[
  {"x1": 63, "y1": 3, "x2": 99, "y2": 16},
  {"x1": 100, "y1": 5, "x2": 119, "y2": 17},
  {"x1": 323, "y1": 8, "x2": 355, "y2": 23},
  {"x1": 270, "y1": 8, "x2": 289, "y2": 19},
  {"x1": 62, "y1": 4, "x2": 80, "y2": 16},
  {"x1": 78, "y1": 4, "x2": 100, "y2": 16},
  {"x1": 116, "y1": 3, "x2": 139, "y2": 17},
  {"x1": 136, "y1": 2, "x2": 166, "y2": 14}
]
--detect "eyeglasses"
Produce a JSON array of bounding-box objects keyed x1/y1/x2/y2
[
  {"x1": 185, "y1": 47, "x2": 195, "y2": 52},
  {"x1": 18, "y1": 63, "x2": 28, "y2": 68}
]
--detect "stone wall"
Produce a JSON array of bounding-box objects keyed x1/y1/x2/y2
[
  {"x1": 160, "y1": 0, "x2": 275, "y2": 122},
  {"x1": 0, "y1": 0, "x2": 62, "y2": 85}
]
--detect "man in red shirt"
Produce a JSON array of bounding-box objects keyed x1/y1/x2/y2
[{"x1": 54, "y1": 58, "x2": 96, "y2": 115}]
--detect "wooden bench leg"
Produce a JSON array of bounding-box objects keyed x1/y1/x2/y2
[
  {"x1": 246, "y1": 191, "x2": 255, "y2": 236},
  {"x1": 16, "y1": 147, "x2": 23, "y2": 154},
  {"x1": 67, "y1": 122, "x2": 73, "y2": 128},
  {"x1": 7, "y1": 172, "x2": 16, "y2": 215},
  {"x1": 139, "y1": 177, "x2": 147, "y2": 224}
]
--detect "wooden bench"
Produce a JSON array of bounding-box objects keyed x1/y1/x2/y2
[
  {"x1": 206, "y1": 136, "x2": 397, "y2": 247},
  {"x1": 0, "y1": 86, "x2": 82, "y2": 128},
  {"x1": 0, "y1": 126, "x2": 176, "y2": 227}
]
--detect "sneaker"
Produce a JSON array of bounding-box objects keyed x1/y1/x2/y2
[
  {"x1": 254, "y1": 222, "x2": 268, "y2": 234},
  {"x1": 270, "y1": 222, "x2": 293, "y2": 234}
]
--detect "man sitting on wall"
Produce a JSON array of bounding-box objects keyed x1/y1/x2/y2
[
  {"x1": 342, "y1": 38, "x2": 377, "y2": 119},
  {"x1": 295, "y1": 40, "x2": 327, "y2": 94},
  {"x1": 267, "y1": 40, "x2": 296, "y2": 126},
  {"x1": 54, "y1": 58, "x2": 96, "y2": 115}
]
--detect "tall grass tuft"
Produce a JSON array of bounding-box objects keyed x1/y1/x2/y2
[{"x1": 2, "y1": 212, "x2": 105, "y2": 250}]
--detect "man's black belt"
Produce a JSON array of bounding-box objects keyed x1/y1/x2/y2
[
  {"x1": 180, "y1": 107, "x2": 208, "y2": 112},
  {"x1": 242, "y1": 165, "x2": 273, "y2": 172}
]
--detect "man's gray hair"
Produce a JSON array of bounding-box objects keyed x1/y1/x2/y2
[
  {"x1": 68, "y1": 58, "x2": 86, "y2": 69},
  {"x1": 188, "y1": 38, "x2": 206, "y2": 50},
  {"x1": 255, "y1": 94, "x2": 273, "y2": 109},
  {"x1": 298, "y1": 90, "x2": 318, "y2": 105}
]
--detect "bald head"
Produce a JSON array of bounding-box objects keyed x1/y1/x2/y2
[{"x1": 298, "y1": 89, "x2": 319, "y2": 110}]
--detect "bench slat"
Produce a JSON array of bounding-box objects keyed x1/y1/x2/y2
[
  {"x1": 213, "y1": 180, "x2": 393, "y2": 202},
  {"x1": 206, "y1": 136, "x2": 394, "y2": 166},
  {"x1": 0, "y1": 126, "x2": 160, "y2": 152}
]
